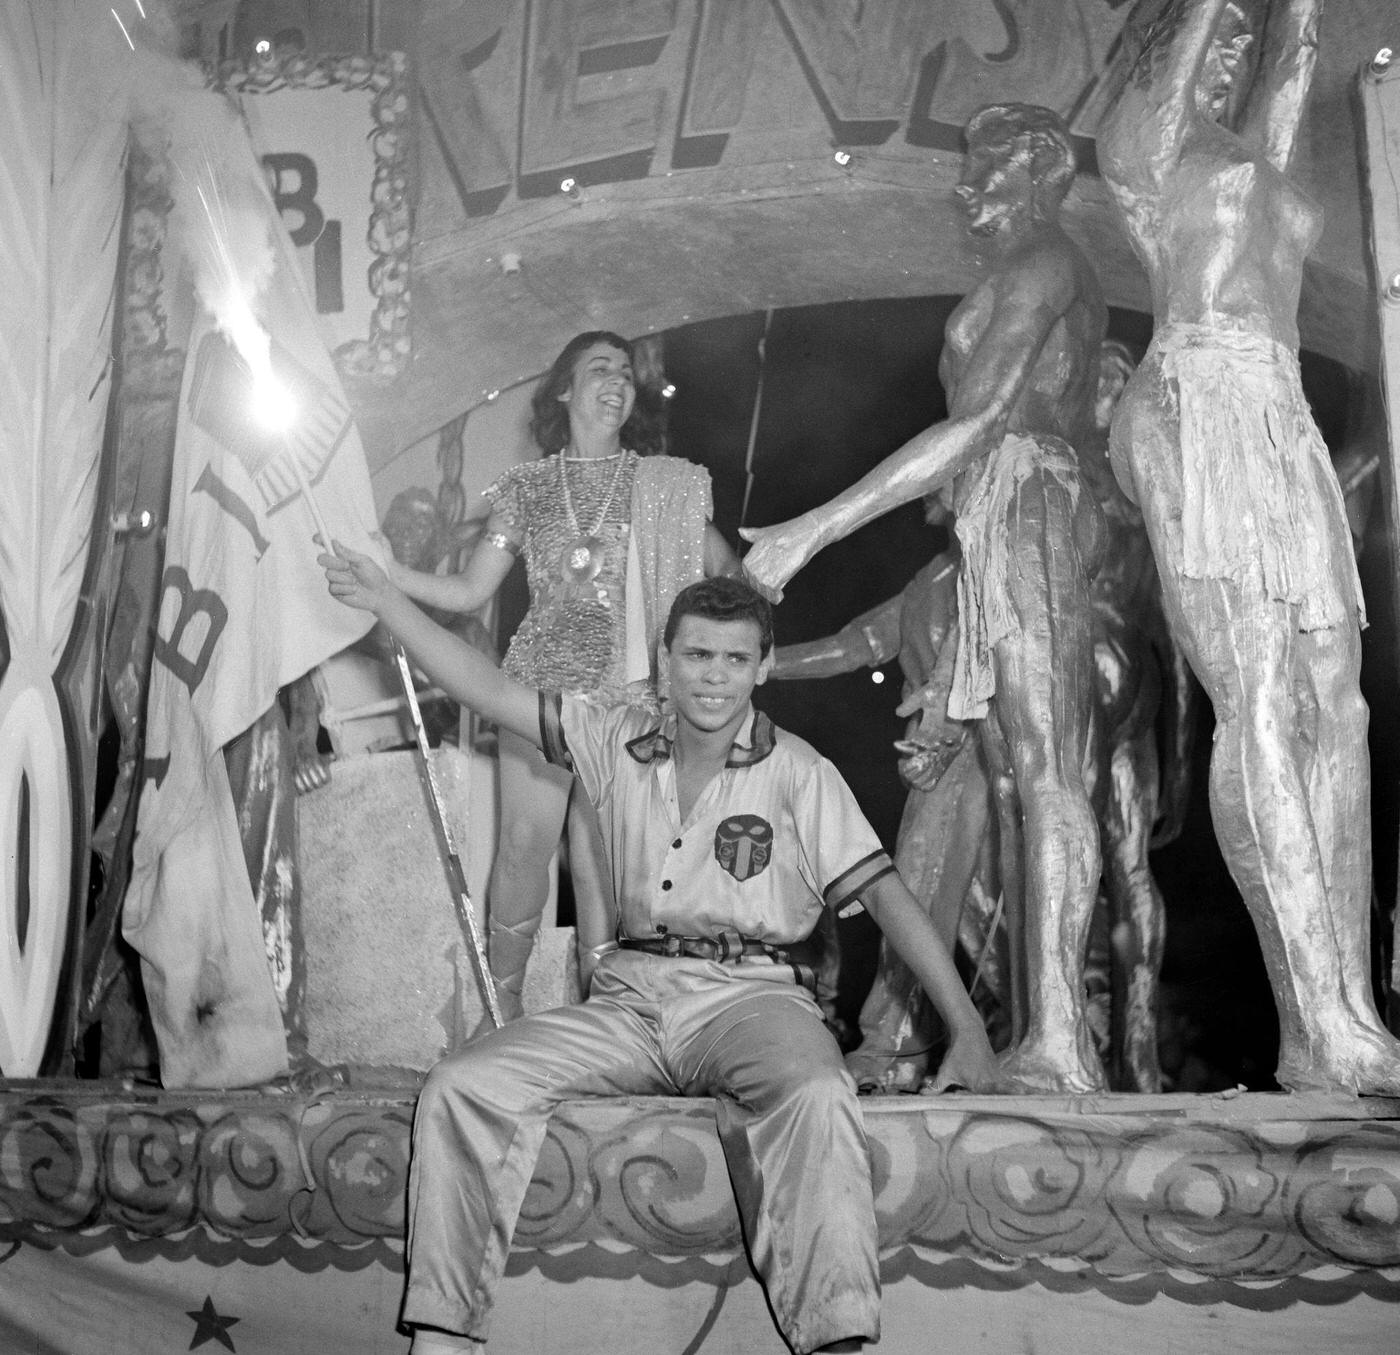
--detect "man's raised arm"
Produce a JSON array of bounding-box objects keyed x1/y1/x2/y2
[{"x1": 320, "y1": 541, "x2": 543, "y2": 748}]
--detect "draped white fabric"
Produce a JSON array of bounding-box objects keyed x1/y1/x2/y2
[{"x1": 0, "y1": 3, "x2": 127, "y2": 1076}]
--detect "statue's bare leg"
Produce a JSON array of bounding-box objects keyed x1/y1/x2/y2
[
  {"x1": 1090, "y1": 617, "x2": 1167, "y2": 1091},
  {"x1": 991, "y1": 472, "x2": 1105, "y2": 1093},
  {"x1": 1118, "y1": 391, "x2": 1400, "y2": 1094},
  {"x1": 979, "y1": 710, "x2": 1026, "y2": 1043},
  {"x1": 1103, "y1": 722, "x2": 1166, "y2": 1092},
  {"x1": 1166, "y1": 574, "x2": 1400, "y2": 1094},
  {"x1": 484, "y1": 727, "x2": 573, "y2": 1024},
  {"x1": 1295, "y1": 559, "x2": 1388, "y2": 1041}
]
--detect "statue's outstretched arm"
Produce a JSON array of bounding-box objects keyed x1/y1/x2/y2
[
  {"x1": 770, "y1": 594, "x2": 903, "y2": 680},
  {"x1": 1238, "y1": 0, "x2": 1322, "y2": 172},
  {"x1": 1103, "y1": 0, "x2": 1235, "y2": 188},
  {"x1": 741, "y1": 258, "x2": 1070, "y2": 600},
  {"x1": 739, "y1": 412, "x2": 995, "y2": 600}
]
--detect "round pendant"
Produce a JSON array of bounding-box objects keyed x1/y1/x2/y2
[{"x1": 562, "y1": 535, "x2": 605, "y2": 583}]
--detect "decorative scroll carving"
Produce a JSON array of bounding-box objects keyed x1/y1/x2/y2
[{"x1": 3, "y1": 1090, "x2": 1399, "y2": 1284}]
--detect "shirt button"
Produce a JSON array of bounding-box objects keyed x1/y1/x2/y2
[
  {"x1": 672, "y1": 838, "x2": 682, "y2": 849},
  {"x1": 661, "y1": 880, "x2": 673, "y2": 891}
]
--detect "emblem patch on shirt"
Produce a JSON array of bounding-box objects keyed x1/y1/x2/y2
[{"x1": 714, "y1": 814, "x2": 773, "y2": 882}]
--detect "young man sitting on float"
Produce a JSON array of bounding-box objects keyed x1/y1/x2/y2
[{"x1": 318, "y1": 550, "x2": 999, "y2": 1355}]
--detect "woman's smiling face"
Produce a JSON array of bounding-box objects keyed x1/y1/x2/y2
[{"x1": 559, "y1": 340, "x2": 636, "y2": 438}]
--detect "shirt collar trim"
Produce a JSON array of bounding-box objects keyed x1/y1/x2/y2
[{"x1": 625, "y1": 707, "x2": 776, "y2": 767}]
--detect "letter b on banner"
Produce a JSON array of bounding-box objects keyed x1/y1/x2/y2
[
  {"x1": 263, "y1": 152, "x2": 344, "y2": 314},
  {"x1": 153, "y1": 566, "x2": 228, "y2": 697}
]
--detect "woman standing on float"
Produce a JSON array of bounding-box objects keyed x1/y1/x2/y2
[
  {"x1": 393, "y1": 331, "x2": 737, "y2": 1021},
  {"x1": 1099, "y1": 0, "x2": 1400, "y2": 1092}
]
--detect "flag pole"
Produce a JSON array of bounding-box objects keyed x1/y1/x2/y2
[
  {"x1": 294, "y1": 455, "x2": 504, "y2": 1030},
  {"x1": 391, "y1": 640, "x2": 504, "y2": 1030}
]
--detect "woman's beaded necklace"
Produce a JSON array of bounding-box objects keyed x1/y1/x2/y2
[{"x1": 557, "y1": 448, "x2": 630, "y2": 583}]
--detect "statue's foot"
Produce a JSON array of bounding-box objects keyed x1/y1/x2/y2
[
  {"x1": 285, "y1": 1056, "x2": 350, "y2": 1096},
  {"x1": 845, "y1": 1048, "x2": 928, "y2": 1095},
  {"x1": 1277, "y1": 1022, "x2": 1400, "y2": 1097},
  {"x1": 998, "y1": 1041, "x2": 1107, "y2": 1095}
]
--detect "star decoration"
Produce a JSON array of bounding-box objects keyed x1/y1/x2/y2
[{"x1": 186, "y1": 1295, "x2": 240, "y2": 1352}]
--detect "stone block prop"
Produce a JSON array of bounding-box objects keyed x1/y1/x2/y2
[{"x1": 298, "y1": 746, "x2": 579, "y2": 1070}]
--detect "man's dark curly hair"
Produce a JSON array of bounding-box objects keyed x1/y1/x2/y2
[
  {"x1": 528, "y1": 330, "x2": 667, "y2": 456},
  {"x1": 663, "y1": 576, "x2": 774, "y2": 658}
]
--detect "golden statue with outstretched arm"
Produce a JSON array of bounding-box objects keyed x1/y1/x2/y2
[{"x1": 743, "y1": 104, "x2": 1110, "y2": 1092}]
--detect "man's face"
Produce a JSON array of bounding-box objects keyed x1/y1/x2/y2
[
  {"x1": 955, "y1": 140, "x2": 1033, "y2": 239},
  {"x1": 664, "y1": 615, "x2": 770, "y2": 737}
]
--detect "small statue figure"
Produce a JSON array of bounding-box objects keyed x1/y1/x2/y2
[
  {"x1": 744, "y1": 104, "x2": 1110, "y2": 1091},
  {"x1": 381, "y1": 486, "x2": 449, "y2": 577},
  {"x1": 1099, "y1": 0, "x2": 1400, "y2": 1093},
  {"x1": 1081, "y1": 339, "x2": 1197, "y2": 1092}
]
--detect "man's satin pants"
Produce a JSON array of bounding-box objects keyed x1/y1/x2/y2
[{"x1": 403, "y1": 950, "x2": 880, "y2": 1354}]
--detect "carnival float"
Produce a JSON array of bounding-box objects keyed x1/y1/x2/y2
[{"x1": 2, "y1": 1, "x2": 1399, "y2": 1351}]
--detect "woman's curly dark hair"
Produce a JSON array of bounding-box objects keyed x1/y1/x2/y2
[{"x1": 528, "y1": 330, "x2": 668, "y2": 456}]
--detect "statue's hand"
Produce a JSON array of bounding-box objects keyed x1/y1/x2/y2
[
  {"x1": 893, "y1": 684, "x2": 970, "y2": 790},
  {"x1": 895, "y1": 731, "x2": 968, "y2": 791},
  {"x1": 738, "y1": 511, "x2": 826, "y2": 602}
]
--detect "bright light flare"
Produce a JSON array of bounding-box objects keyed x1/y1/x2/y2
[
  {"x1": 177, "y1": 129, "x2": 302, "y2": 449},
  {"x1": 213, "y1": 283, "x2": 269, "y2": 366},
  {"x1": 251, "y1": 373, "x2": 298, "y2": 433},
  {"x1": 209, "y1": 283, "x2": 294, "y2": 431}
]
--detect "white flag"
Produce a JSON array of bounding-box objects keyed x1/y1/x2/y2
[{"x1": 124, "y1": 89, "x2": 380, "y2": 1088}]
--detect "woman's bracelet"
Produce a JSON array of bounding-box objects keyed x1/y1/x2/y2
[{"x1": 483, "y1": 531, "x2": 522, "y2": 557}]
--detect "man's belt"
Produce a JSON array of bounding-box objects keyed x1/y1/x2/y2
[{"x1": 617, "y1": 928, "x2": 816, "y2": 971}]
